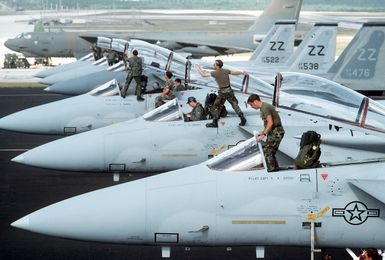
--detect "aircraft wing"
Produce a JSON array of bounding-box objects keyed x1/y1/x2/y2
[{"x1": 347, "y1": 178, "x2": 385, "y2": 205}]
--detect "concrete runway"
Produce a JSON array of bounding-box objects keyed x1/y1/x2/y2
[{"x1": 0, "y1": 87, "x2": 354, "y2": 260}]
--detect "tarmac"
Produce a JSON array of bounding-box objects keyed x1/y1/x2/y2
[{"x1": 0, "y1": 80, "x2": 358, "y2": 259}]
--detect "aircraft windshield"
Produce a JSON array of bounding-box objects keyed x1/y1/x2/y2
[
  {"x1": 79, "y1": 53, "x2": 94, "y2": 61},
  {"x1": 207, "y1": 138, "x2": 265, "y2": 172},
  {"x1": 16, "y1": 33, "x2": 31, "y2": 39},
  {"x1": 107, "y1": 61, "x2": 126, "y2": 71},
  {"x1": 143, "y1": 98, "x2": 183, "y2": 122},
  {"x1": 89, "y1": 79, "x2": 120, "y2": 97},
  {"x1": 278, "y1": 72, "x2": 385, "y2": 132}
]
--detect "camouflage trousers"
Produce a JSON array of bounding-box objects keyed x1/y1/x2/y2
[
  {"x1": 121, "y1": 75, "x2": 141, "y2": 97},
  {"x1": 263, "y1": 126, "x2": 285, "y2": 172},
  {"x1": 211, "y1": 88, "x2": 242, "y2": 118},
  {"x1": 155, "y1": 94, "x2": 175, "y2": 108}
]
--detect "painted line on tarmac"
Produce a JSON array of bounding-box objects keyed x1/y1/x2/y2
[
  {"x1": 0, "y1": 94, "x2": 61, "y2": 97},
  {"x1": 0, "y1": 149, "x2": 29, "y2": 152}
]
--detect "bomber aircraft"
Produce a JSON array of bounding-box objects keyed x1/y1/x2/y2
[
  {"x1": 4, "y1": 0, "x2": 302, "y2": 59},
  {"x1": 11, "y1": 135, "x2": 385, "y2": 259},
  {"x1": 11, "y1": 73, "x2": 385, "y2": 173}
]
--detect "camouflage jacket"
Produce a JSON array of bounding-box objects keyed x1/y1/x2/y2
[{"x1": 127, "y1": 56, "x2": 143, "y2": 77}]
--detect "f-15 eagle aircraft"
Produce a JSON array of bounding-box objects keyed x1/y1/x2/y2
[
  {"x1": 11, "y1": 73, "x2": 385, "y2": 173},
  {"x1": 11, "y1": 136, "x2": 385, "y2": 259}
]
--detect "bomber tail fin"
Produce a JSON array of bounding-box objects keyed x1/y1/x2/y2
[
  {"x1": 247, "y1": 0, "x2": 302, "y2": 34},
  {"x1": 328, "y1": 22, "x2": 385, "y2": 92},
  {"x1": 249, "y1": 21, "x2": 296, "y2": 67},
  {"x1": 288, "y1": 23, "x2": 337, "y2": 73}
]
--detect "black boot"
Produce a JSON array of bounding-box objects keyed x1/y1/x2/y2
[
  {"x1": 137, "y1": 95, "x2": 144, "y2": 101},
  {"x1": 206, "y1": 118, "x2": 218, "y2": 128},
  {"x1": 239, "y1": 113, "x2": 247, "y2": 126}
]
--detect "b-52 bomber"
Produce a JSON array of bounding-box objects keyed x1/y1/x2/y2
[
  {"x1": 4, "y1": 0, "x2": 303, "y2": 59},
  {"x1": 11, "y1": 73, "x2": 385, "y2": 173},
  {"x1": 11, "y1": 136, "x2": 385, "y2": 259}
]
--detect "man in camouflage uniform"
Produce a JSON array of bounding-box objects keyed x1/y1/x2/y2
[
  {"x1": 154, "y1": 71, "x2": 175, "y2": 107},
  {"x1": 155, "y1": 85, "x2": 175, "y2": 108},
  {"x1": 121, "y1": 50, "x2": 144, "y2": 101},
  {"x1": 107, "y1": 50, "x2": 117, "y2": 66},
  {"x1": 184, "y1": 96, "x2": 205, "y2": 121},
  {"x1": 247, "y1": 94, "x2": 285, "y2": 172},
  {"x1": 174, "y1": 78, "x2": 187, "y2": 92},
  {"x1": 195, "y1": 59, "x2": 247, "y2": 128}
]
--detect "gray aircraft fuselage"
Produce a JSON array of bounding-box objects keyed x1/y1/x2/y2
[
  {"x1": 11, "y1": 137, "x2": 385, "y2": 249},
  {"x1": 4, "y1": 31, "x2": 92, "y2": 59}
]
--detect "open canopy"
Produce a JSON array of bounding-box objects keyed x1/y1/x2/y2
[
  {"x1": 88, "y1": 79, "x2": 121, "y2": 97},
  {"x1": 207, "y1": 137, "x2": 265, "y2": 172},
  {"x1": 276, "y1": 72, "x2": 385, "y2": 133},
  {"x1": 143, "y1": 98, "x2": 183, "y2": 122}
]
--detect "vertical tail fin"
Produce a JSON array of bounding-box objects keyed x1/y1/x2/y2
[
  {"x1": 249, "y1": 21, "x2": 296, "y2": 67},
  {"x1": 328, "y1": 22, "x2": 385, "y2": 92},
  {"x1": 247, "y1": 0, "x2": 302, "y2": 34},
  {"x1": 288, "y1": 23, "x2": 337, "y2": 73}
]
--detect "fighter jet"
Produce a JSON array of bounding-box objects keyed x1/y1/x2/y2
[
  {"x1": 38, "y1": 38, "x2": 191, "y2": 87},
  {"x1": 42, "y1": 20, "x2": 330, "y2": 96},
  {"x1": 42, "y1": 38, "x2": 190, "y2": 94},
  {"x1": 11, "y1": 73, "x2": 385, "y2": 173},
  {"x1": 10, "y1": 135, "x2": 385, "y2": 259},
  {"x1": 0, "y1": 74, "x2": 270, "y2": 135},
  {"x1": 34, "y1": 52, "x2": 96, "y2": 79},
  {"x1": 4, "y1": 0, "x2": 302, "y2": 59}
]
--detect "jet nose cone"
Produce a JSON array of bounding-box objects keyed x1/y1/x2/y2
[
  {"x1": 11, "y1": 132, "x2": 105, "y2": 171},
  {"x1": 4, "y1": 39, "x2": 16, "y2": 50},
  {"x1": 11, "y1": 215, "x2": 30, "y2": 230},
  {"x1": 11, "y1": 154, "x2": 25, "y2": 163},
  {"x1": 0, "y1": 114, "x2": 29, "y2": 133},
  {"x1": 10, "y1": 182, "x2": 147, "y2": 242},
  {"x1": 0, "y1": 106, "x2": 60, "y2": 134}
]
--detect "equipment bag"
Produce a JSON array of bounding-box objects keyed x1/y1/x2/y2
[{"x1": 294, "y1": 131, "x2": 321, "y2": 169}]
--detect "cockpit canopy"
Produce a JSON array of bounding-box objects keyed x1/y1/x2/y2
[
  {"x1": 16, "y1": 33, "x2": 32, "y2": 39},
  {"x1": 277, "y1": 72, "x2": 385, "y2": 133},
  {"x1": 89, "y1": 79, "x2": 121, "y2": 97},
  {"x1": 143, "y1": 98, "x2": 183, "y2": 122},
  {"x1": 207, "y1": 138, "x2": 265, "y2": 172}
]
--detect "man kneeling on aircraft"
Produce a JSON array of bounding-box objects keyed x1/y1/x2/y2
[
  {"x1": 184, "y1": 96, "x2": 205, "y2": 121},
  {"x1": 248, "y1": 94, "x2": 285, "y2": 172}
]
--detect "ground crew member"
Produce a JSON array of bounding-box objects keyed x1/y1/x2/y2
[
  {"x1": 184, "y1": 96, "x2": 205, "y2": 121},
  {"x1": 155, "y1": 85, "x2": 175, "y2": 108},
  {"x1": 154, "y1": 71, "x2": 175, "y2": 107},
  {"x1": 91, "y1": 44, "x2": 102, "y2": 60},
  {"x1": 360, "y1": 248, "x2": 379, "y2": 260},
  {"x1": 195, "y1": 60, "x2": 247, "y2": 128},
  {"x1": 174, "y1": 78, "x2": 187, "y2": 91},
  {"x1": 247, "y1": 94, "x2": 285, "y2": 172},
  {"x1": 164, "y1": 71, "x2": 175, "y2": 92},
  {"x1": 121, "y1": 49, "x2": 144, "y2": 100},
  {"x1": 107, "y1": 50, "x2": 117, "y2": 66}
]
